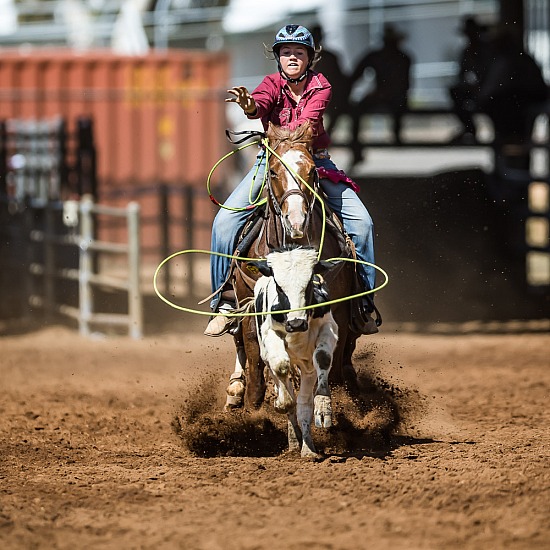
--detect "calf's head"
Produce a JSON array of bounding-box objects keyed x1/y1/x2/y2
[{"x1": 253, "y1": 246, "x2": 335, "y2": 333}]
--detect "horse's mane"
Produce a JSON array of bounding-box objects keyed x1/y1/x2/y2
[{"x1": 267, "y1": 121, "x2": 313, "y2": 148}]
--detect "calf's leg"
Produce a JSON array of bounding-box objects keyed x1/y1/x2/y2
[
  {"x1": 296, "y1": 367, "x2": 319, "y2": 458},
  {"x1": 261, "y1": 329, "x2": 295, "y2": 413},
  {"x1": 314, "y1": 318, "x2": 338, "y2": 428}
]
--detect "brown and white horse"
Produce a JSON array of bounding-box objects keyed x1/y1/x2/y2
[{"x1": 225, "y1": 121, "x2": 360, "y2": 418}]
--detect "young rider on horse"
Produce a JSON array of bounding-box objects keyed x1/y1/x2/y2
[{"x1": 205, "y1": 24, "x2": 378, "y2": 337}]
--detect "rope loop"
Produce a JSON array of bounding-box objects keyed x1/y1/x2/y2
[
  {"x1": 153, "y1": 249, "x2": 389, "y2": 318},
  {"x1": 206, "y1": 139, "x2": 267, "y2": 211}
]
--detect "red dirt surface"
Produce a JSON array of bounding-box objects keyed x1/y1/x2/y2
[{"x1": 1, "y1": 322, "x2": 549, "y2": 549}]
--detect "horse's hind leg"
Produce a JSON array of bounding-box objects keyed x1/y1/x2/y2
[
  {"x1": 245, "y1": 353, "x2": 266, "y2": 409},
  {"x1": 342, "y1": 333, "x2": 360, "y2": 396}
]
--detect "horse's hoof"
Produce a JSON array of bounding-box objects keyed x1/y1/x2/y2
[
  {"x1": 223, "y1": 372, "x2": 245, "y2": 411},
  {"x1": 301, "y1": 448, "x2": 323, "y2": 461},
  {"x1": 288, "y1": 441, "x2": 301, "y2": 453},
  {"x1": 314, "y1": 395, "x2": 332, "y2": 428},
  {"x1": 223, "y1": 394, "x2": 243, "y2": 411}
]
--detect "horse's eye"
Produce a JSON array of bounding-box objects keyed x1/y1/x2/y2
[{"x1": 269, "y1": 170, "x2": 278, "y2": 178}]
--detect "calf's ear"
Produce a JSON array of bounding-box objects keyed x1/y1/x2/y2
[{"x1": 247, "y1": 260, "x2": 273, "y2": 277}]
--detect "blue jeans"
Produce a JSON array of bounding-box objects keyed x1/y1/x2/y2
[{"x1": 210, "y1": 150, "x2": 375, "y2": 310}]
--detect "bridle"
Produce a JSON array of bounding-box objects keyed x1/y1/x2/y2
[
  {"x1": 266, "y1": 141, "x2": 317, "y2": 228},
  {"x1": 224, "y1": 127, "x2": 322, "y2": 250},
  {"x1": 224, "y1": 128, "x2": 317, "y2": 221}
]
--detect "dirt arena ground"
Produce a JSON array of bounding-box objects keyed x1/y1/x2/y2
[{"x1": 1, "y1": 319, "x2": 549, "y2": 550}]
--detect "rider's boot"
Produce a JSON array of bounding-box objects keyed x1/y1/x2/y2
[
  {"x1": 203, "y1": 289, "x2": 236, "y2": 337},
  {"x1": 352, "y1": 294, "x2": 381, "y2": 335},
  {"x1": 358, "y1": 308, "x2": 379, "y2": 335}
]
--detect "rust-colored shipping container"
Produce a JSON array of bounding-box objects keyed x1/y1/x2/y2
[
  {"x1": 0, "y1": 48, "x2": 229, "y2": 189},
  {"x1": 0, "y1": 48, "x2": 231, "y2": 256}
]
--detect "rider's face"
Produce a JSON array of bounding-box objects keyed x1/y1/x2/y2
[{"x1": 278, "y1": 44, "x2": 309, "y2": 79}]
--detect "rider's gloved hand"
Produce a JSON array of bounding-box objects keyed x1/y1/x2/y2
[{"x1": 225, "y1": 86, "x2": 257, "y2": 116}]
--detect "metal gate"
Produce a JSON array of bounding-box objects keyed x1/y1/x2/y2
[{"x1": 28, "y1": 195, "x2": 143, "y2": 339}]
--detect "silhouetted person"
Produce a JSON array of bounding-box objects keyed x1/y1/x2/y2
[
  {"x1": 477, "y1": 27, "x2": 548, "y2": 170},
  {"x1": 476, "y1": 29, "x2": 549, "y2": 252},
  {"x1": 448, "y1": 16, "x2": 491, "y2": 143},
  {"x1": 311, "y1": 25, "x2": 351, "y2": 135},
  {"x1": 348, "y1": 24, "x2": 412, "y2": 164}
]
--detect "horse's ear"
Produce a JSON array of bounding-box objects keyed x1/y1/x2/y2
[
  {"x1": 267, "y1": 122, "x2": 276, "y2": 140},
  {"x1": 294, "y1": 120, "x2": 313, "y2": 146}
]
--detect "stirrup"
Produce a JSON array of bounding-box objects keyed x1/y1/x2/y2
[{"x1": 351, "y1": 312, "x2": 379, "y2": 335}]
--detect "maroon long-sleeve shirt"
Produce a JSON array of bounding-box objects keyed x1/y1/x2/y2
[{"x1": 247, "y1": 71, "x2": 332, "y2": 150}]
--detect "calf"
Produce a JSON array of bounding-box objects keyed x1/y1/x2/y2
[{"x1": 252, "y1": 246, "x2": 339, "y2": 458}]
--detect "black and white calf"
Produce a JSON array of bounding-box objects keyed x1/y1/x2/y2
[{"x1": 252, "y1": 246, "x2": 339, "y2": 458}]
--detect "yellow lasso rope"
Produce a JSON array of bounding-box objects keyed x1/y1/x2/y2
[
  {"x1": 162, "y1": 135, "x2": 387, "y2": 317},
  {"x1": 206, "y1": 140, "x2": 267, "y2": 211},
  {"x1": 153, "y1": 249, "x2": 389, "y2": 318}
]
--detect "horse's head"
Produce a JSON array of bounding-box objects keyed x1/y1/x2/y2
[{"x1": 267, "y1": 121, "x2": 316, "y2": 239}]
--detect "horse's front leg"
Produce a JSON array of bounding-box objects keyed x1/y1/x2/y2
[
  {"x1": 242, "y1": 317, "x2": 266, "y2": 409},
  {"x1": 224, "y1": 343, "x2": 247, "y2": 411},
  {"x1": 313, "y1": 316, "x2": 338, "y2": 428},
  {"x1": 286, "y1": 412, "x2": 302, "y2": 453}
]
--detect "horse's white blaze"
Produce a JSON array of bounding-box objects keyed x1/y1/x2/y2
[
  {"x1": 281, "y1": 150, "x2": 303, "y2": 184},
  {"x1": 281, "y1": 149, "x2": 308, "y2": 235}
]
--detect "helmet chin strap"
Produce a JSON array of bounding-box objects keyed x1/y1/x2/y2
[
  {"x1": 280, "y1": 68, "x2": 309, "y2": 84},
  {"x1": 276, "y1": 54, "x2": 312, "y2": 85}
]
